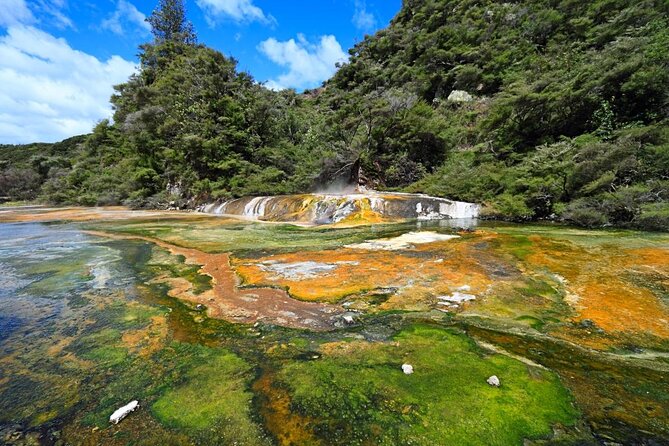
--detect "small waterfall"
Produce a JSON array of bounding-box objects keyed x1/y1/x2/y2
[
  {"x1": 243, "y1": 197, "x2": 272, "y2": 218},
  {"x1": 200, "y1": 192, "x2": 479, "y2": 224},
  {"x1": 438, "y1": 201, "x2": 479, "y2": 219}
]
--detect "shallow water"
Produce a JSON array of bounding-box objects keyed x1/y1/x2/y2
[{"x1": 0, "y1": 209, "x2": 668, "y2": 445}]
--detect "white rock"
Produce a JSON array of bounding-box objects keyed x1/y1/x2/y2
[
  {"x1": 346, "y1": 232, "x2": 459, "y2": 251},
  {"x1": 110, "y1": 400, "x2": 139, "y2": 424},
  {"x1": 487, "y1": 375, "x2": 500, "y2": 387},
  {"x1": 437, "y1": 292, "x2": 476, "y2": 304},
  {"x1": 402, "y1": 364, "x2": 414, "y2": 375},
  {"x1": 447, "y1": 90, "x2": 474, "y2": 102},
  {"x1": 343, "y1": 315, "x2": 355, "y2": 324}
]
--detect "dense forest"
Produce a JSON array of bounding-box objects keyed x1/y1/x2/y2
[{"x1": 1, "y1": 0, "x2": 668, "y2": 230}]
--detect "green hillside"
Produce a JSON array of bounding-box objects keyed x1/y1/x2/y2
[
  {"x1": 1, "y1": 0, "x2": 667, "y2": 229},
  {"x1": 0, "y1": 135, "x2": 85, "y2": 201},
  {"x1": 320, "y1": 0, "x2": 669, "y2": 229}
]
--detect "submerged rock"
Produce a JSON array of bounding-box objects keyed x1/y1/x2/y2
[
  {"x1": 334, "y1": 312, "x2": 360, "y2": 328},
  {"x1": 402, "y1": 364, "x2": 414, "y2": 375},
  {"x1": 110, "y1": 400, "x2": 139, "y2": 424},
  {"x1": 487, "y1": 375, "x2": 501, "y2": 387}
]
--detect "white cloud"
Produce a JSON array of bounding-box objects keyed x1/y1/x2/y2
[
  {"x1": 101, "y1": 0, "x2": 150, "y2": 36},
  {"x1": 0, "y1": 0, "x2": 74, "y2": 30},
  {"x1": 352, "y1": 0, "x2": 376, "y2": 31},
  {"x1": 258, "y1": 34, "x2": 347, "y2": 91},
  {"x1": 32, "y1": 0, "x2": 74, "y2": 29},
  {"x1": 195, "y1": 0, "x2": 274, "y2": 25},
  {"x1": 0, "y1": 0, "x2": 35, "y2": 27},
  {"x1": 0, "y1": 25, "x2": 137, "y2": 144}
]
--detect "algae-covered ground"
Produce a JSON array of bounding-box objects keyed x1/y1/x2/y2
[{"x1": 1, "y1": 208, "x2": 668, "y2": 445}]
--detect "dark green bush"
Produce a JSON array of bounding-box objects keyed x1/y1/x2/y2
[
  {"x1": 0, "y1": 168, "x2": 42, "y2": 201},
  {"x1": 634, "y1": 203, "x2": 669, "y2": 231},
  {"x1": 563, "y1": 200, "x2": 610, "y2": 228}
]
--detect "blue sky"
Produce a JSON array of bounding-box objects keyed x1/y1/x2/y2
[{"x1": 0, "y1": 0, "x2": 401, "y2": 144}]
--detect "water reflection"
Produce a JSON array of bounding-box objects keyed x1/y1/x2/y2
[{"x1": 416, "y1": 217, "x2": 479, "y2": 230}]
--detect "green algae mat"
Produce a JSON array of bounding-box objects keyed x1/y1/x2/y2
[{"x1": 1, "y1": 210, "x2": 668, "y2": 445}]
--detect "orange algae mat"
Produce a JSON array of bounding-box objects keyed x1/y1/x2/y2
[
  {"x1": 523, "y1": 235, "x2": 669, "y2": 340},
  {"x1": 232, "y1": 235, "x2": 497, "y2": 309},
  {"x1": 0, "y1": 206, "x2": 200, "y2": 223},
  {"x1": 233, "y1": 228, "x2": 669, "y2": 346}
]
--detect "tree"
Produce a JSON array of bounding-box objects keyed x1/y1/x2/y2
[
  {"x1": 146, "y1": 0, "x2": 196, "y2": 45},
  {"x1": 10, "y1": 0, "x2": 668, "y2": 230}
]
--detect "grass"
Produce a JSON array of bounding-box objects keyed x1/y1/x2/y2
[
  {"x1": 80, "y1": 345, "x2": 128, "y2": 366},
  {"x1": 152, "y1": 345, "x2": 271, "y2": 446},
  {"x1": 277, "y1": 324, "x2": 579, "y2": 446},
  {"x1": 486, "y1": 222, "x2": 669, "y2": 249}
]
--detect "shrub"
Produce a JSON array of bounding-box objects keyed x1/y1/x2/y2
[
  {"x1": 563, "y1": 199, "x2": 609, "y2": 228},
  {"x1": 634, "y1": 202, "x2": 669, "y2": 231},
  {"x1": 0, "y1": 168, "x2": 42, "y2": 201},
  {"x1": 486, "y1": 193, "x2": 534, "y2": 220}
]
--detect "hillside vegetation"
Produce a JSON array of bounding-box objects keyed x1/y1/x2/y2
[{"x1": 1, "y1": 0, "x2": 668, "y2": 229}]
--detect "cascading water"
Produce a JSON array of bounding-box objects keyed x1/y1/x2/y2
[
  {"x1": 200, "y1": 192, "x2": 479, "y2": 224},
  {"x1": 243, "y1": 197, "x2": 272, "y2": 218}
]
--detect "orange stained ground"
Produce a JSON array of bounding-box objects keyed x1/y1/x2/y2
[
  {"x1": 525, "y1": 237, "x2": 669, "y2": 339},
  {"x1": 333, "y1": 199, "x2": 396, "y2": 226},
  {"x1": 232, "y1": 235, "x2": 496, "y2": 308},
  {"x1": 252, "y1": 371, "x2": 321, "y2": 446},
  {"x1": 330, "y1": 192, "x2": 445, "y2": 226},
  {"x1": 0, "y1": 206, "x2": 207, "y2": 223},
  {"x1": 121, "y1": 314, "x2": 169, "y2": 357},
  {"x1": 84, "y1": 231, "x2": 341, "y2": 330}
]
